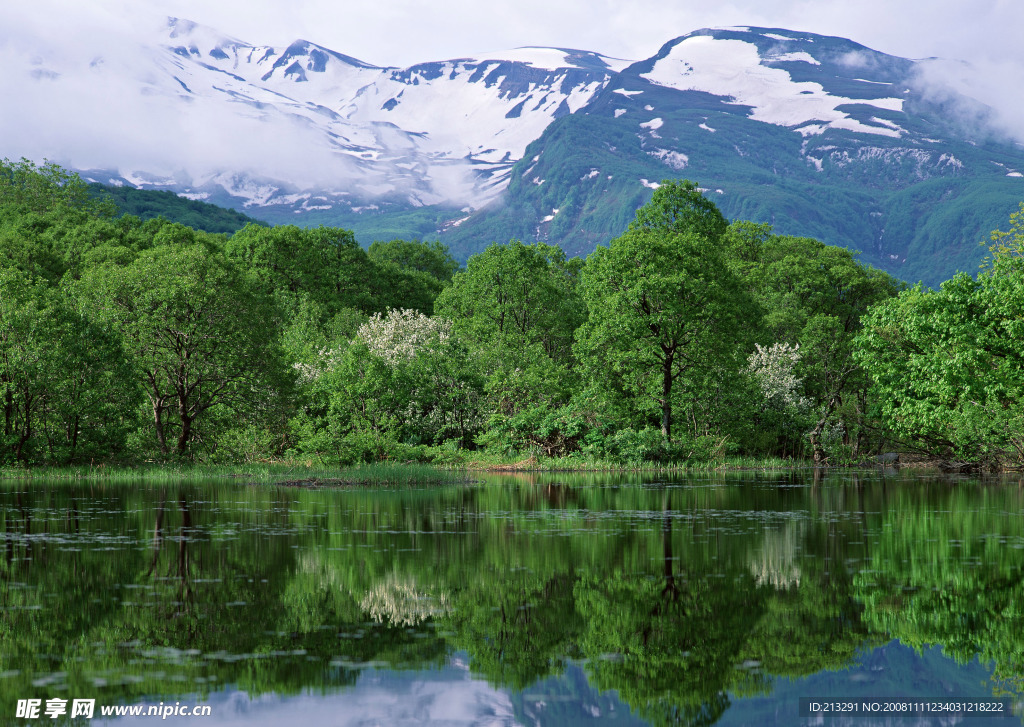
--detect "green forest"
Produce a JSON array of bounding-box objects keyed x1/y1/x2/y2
[{"x1": 2, "y1": 158, "x2": 1023, "y2": 469}]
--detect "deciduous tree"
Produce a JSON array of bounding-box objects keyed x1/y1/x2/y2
[
  {"x1": 577, "y1": 228, "x2": 756, "y2": 442},
  {"x1": 78, "y1": 240, "x2": 290, "y2": 456}
]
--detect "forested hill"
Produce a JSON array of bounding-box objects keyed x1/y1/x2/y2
[{"x1": 89, "y1": 184, "x2": 265, "y2": 234}]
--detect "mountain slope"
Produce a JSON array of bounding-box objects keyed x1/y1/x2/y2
[
  {"x1": 441, "y1": 28, "x2": 1024, "y2": 284},
  {"x1": 89, "y1": 183, "x2": 265, "y2": 234}
]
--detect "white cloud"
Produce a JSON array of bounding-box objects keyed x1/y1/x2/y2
[
  {"x1": 7, "y1": 0, "x2": 1021, "y2": 74},
  {"x1": 0, "y1": 5, "x2": 361, "y2": 190},
  {"x1": 94, "y1": 0, "x2": 1015, "y2": 72}
]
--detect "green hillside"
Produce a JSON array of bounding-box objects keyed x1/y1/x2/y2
[
  {"x1": 89, "y1": 184, "x2": 266, "y2": 234},
  {"x1": 440, "y1": 86, "x2": 1024, "y2": 287}
]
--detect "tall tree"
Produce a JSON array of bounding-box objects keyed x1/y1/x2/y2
[
  {"x1": 226, "y1": 224, "x2": 378, "y2": 315},
  {"x1": 434, "y1": 240, "x2": 585, "y2": 453},
  {"x1": 743, "y1": 232, "x2": 901, "y2": 461},
  {"x1": 367, "y1": 239, "x2": 459, "y2": 283},
  {"x1": 0, "y1": 268, "x2": 134, "y2": 463},
  {"x1": 77, "y1": 240, "x2": 290, "y2": 457},
  {"x1": 855, "y1": 205, "x2": 1024, "y2": 464},
  {"x1": 577, "y1": 228, "x2": 756, "y2": 442},
  {"x1": 434, "y1": 240, "x2": 583, "y2": 363},
  {"x1": 578, "y1": 183, "x2": 755, "y2": 444},
  {"x1": 629, "y1": 179, "x2": 728, "y2": 242}
]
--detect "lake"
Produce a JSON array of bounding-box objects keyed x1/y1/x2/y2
[{"x1": 2, "y1": 469, "x2": 1023, "y2": 725}]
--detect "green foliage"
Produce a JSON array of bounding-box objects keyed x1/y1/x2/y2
[
  {"x1": 368, "y1": 238, "x2": 460, "y2": 282},
  {"x1": 0, "y1": 268, "x2": 137, "y2": 464},
  {"x1": 732, "y1": 228, "x2": 902, "y2": 460},
  {"x1": 76, "y1": 237, "x2": 292, "y2": 457},
  {"x1": 287, "y1": 309, "x2": 484, "y2": 463},
  {"x1": 436, "y1": 240, "x2": 583, "y2": 359},
  {"x1": 1, "y1": 157, "x2": 109, "y2": 216},
  {"x1": 856, "y1": 277, "x2": 1024, "y2": 463},
  {"x1": 434, "y1": 240, "x2": 585, "y2": 454},
  {"x1": 367, "y1": 238, "x2": 460, "y2": 315},
  {"x1": 2, "y1": 158, "x2": 1018, "y2": 467},
  {"x1": 854, "y1": 205, "x2": 1024, "y2": 463},
  {"x1": 628, "y1": 179, "x2": 728, "y2": 241},
  {"x1": 577, "y1": 226, "x2": 757, "y2": 444},
  {"x1": 599, "y1": 427, "x2": 725, "y2": 464},
  {"x1": 227, "y1": 223, "x2": 372, "y2": 314},
  {"x1": 227, "y1": 225, "x2": 445, "y2": 317}
]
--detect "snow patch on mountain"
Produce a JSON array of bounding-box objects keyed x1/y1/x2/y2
[
  {"x1": 460, "y1": 47, "x2": 631, "y2": 72},
  {"x1": 647, "y1": 148, "x2": 689, "y2": 170},
  {"x1": 768, "y1": 51, "x2": 820, "y2": 65},
  {"x1": 641, "y1": 36, "x2": 905, "y2": 137},
  {"x1": 4, "y1": 15, "x2": 624, "y2": 211}
]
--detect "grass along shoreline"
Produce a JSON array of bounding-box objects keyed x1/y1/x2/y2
[
  {"x1": 0, "y1": 454, "x2": 896, "y2": 486},
  {"x1": 0, "y1": 462, "x2": 473, "y2": 487}
]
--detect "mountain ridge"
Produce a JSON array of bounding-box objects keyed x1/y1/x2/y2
[
  {"x1": 12, "y1": 19, "x2": 1024, "y2": 284},
  {"x1": 440, "y1": 26, "x2": 1024, "y2": 284}
]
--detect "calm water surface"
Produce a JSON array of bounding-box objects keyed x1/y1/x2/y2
[{"x1": 2, "y1": 470, "x2": 1024, "y2": 725}]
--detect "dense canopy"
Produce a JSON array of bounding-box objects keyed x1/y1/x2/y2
[{"x1": 3, "y1": 159, "x2": 1020, "y2": 468}]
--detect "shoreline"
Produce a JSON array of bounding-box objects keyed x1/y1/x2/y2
[{"x1": 2, "y1": 456, "x2": 1016, "y2": 485}]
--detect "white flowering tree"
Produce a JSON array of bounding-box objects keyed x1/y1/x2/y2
[
  {"x1": 356, "y1": 308, "x2": 453, "y2": 364},
  {"x1": 746, "y1": 342, "x2": 809, "y2": 412},
  {"x1": 743, "y1": 341, "x2": 815, "y2": 458},
  {"x1": 360, "y1": 573, "x2": 450, "y2": 627},
  {"x1": 290, "y1": 308, "x2": 484, "y2": 460}
]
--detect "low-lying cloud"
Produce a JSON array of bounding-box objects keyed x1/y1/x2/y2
[{"x1": 0, "y1": 2, "x2": 484, "y2": 205}]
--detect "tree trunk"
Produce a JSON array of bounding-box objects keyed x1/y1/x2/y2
[
  {"x1": 808, "y1": 427, "x2": 826, "y2": 464},
  {"x1": 69, "y1": 415, "x2": 80, "y2": 462},
  {"x1": 152, "y1": 400, "x2": 169, "y2": 456},
  {"x1": 3, "y1": 388, "x2": 12, "y2": 438},
  {"x1": 808, "y1": 395, "x2": 840, "y2": 464},
  {"x1": 13, "y1": 393, "x2": 31, "y2": 462},
  {"x1": 176, "y1": 410, "x2": 192, "y2": 456},
  {"x1": 661, "y1": 355, "x2": 673, "y2": 442},
  {"x1": 14, "y1": 431, "x2": 30, "y2": 462}
]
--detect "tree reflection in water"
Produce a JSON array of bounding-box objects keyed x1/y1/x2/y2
[{"x1": 0, "y1": 472, "x2": 1022, "y2": 724}]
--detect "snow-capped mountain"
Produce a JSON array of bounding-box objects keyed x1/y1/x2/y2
[
  {"x1": 55, "y1": 17, "x2": 626, "y2": 212},
  {"x1": 7, "y1": 19, "x2": 1024, "y2": 283},
  {"x1": 443, "y1": 27, "x2": 1024, "y2": 284}
]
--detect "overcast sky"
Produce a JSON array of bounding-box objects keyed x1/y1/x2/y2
[
  {"x1": 2, "y1": 0, "x2": 1018, "y2": 68},
  {"x1": 137, "y1": 0, "x2": 1017, "y2": 69}
]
